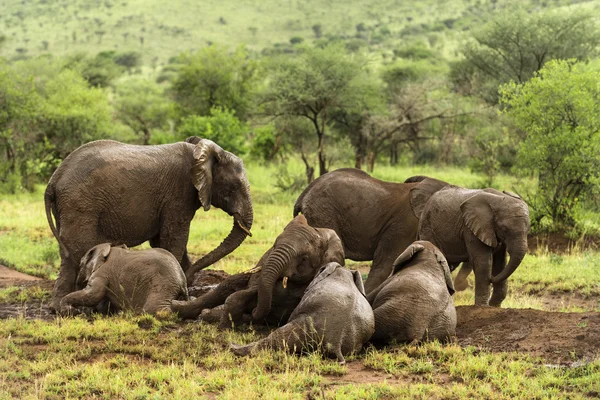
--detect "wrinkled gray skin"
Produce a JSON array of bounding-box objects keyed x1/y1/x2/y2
[
  {"x1": 171, "y1": 215, "x2": 345, "y2": 328},
  {"x1": 59, "y1": 244, "x2": 189, "y2": 315},
  {"x1": 294, "y1": 169, "x2": 448, "y2": 293},
  {"x1": 230, "y1": 263, "x2": 374, "y2": 363},
  {"x1": 417, "y1": 186, "x2": 530, "y2": 306},
  {"x1": 45, "y1": 137, "x2": 253, "y2": 311},
  {"x1": 367, "y1": 241, "x2": 456, "y2": 344}
]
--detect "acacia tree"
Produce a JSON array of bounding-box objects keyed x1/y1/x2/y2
[
  {"x1": 452, "y1": 9, "x2": 600, "y2": 103},
  {"x1": 172, "y1": 45, "x2": 259, "y2": 121},
  {"x1": 114, "y1": 77, "x2": 173, "y2": 145},
  {"x1": 500, "y1": 60, "x2": 600, "y2": 228},
  {"x1": 261, "y1": 44, "x2": 378, "y2": 179}
]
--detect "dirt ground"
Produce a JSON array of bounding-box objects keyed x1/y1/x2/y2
[{"x1": 1, "y1": 267, "x2": 599, "y2": 366}]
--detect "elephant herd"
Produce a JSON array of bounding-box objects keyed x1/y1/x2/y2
[{"x1": 44, "y1": 138, "x2": 530, "y2": 361}]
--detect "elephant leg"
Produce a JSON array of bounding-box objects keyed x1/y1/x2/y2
[
  {"x1": 151, "y1": 217, "x2": 192, "y2": 274},
  {"x1": 489, "y1": 249, "x2": 508, "y2": 307},
  {"x1": 219, "y1": 288, "x2": 257, "y2": 329},
  {"x1": 454, "y1": 261, "x2": 473, "y2": 292},
  {"x1": 50, "y1": 252, "x2": 78, "y2": 311},
  {"x1": 471, "y1": 252, "x2": 493, "y2": 306},
  {"x1": 172, "y1": 273, "x2": 251, "y2": 319},
  {"x1": 59, "y1": 279, "x2": 107, "y2": 315},
  {"x1": 366, "y1": 233, "x2": 413, "y2": 293}
]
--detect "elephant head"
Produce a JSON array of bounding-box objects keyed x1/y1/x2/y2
[
  {"x1": 307, "y1": 262, "x2": 366, "y2": 297},
  {"x1": 185, "y1": 137, "x2": 254, "y2": 279},
  {"x1": 460, "y1": 190, "x2": 530, "y2": 284},
  {"x1": 252, "y1": 215, "x2": 345, "y2": 321},
  {"x1": 392, "y1": 241, "x2": 455, "y2": 295},
  {"x1": 77, "y1": 243, "x2": 112, "y2": 287}
]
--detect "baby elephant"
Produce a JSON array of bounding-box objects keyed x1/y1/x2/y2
[
  {"x1": 59, "y1": 243, "x2": 188, "y2": 315},
  {"x1": 230, "y1": 263, "x2": 374, "y2": 363},
  {"x1": 367, "y1": 241, "x2": 456, "y2": 344}
]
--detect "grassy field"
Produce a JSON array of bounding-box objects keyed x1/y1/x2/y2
[
  {"x1": 2, "y1": 0, "x2": 599, "y2": 65},
  {"x1": 1, "y1": 162, "x2": 600, "y2": 398}
]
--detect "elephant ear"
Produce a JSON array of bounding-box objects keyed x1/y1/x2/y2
[
  {"x1": 352, "y1": 270, "x2": 366, "y2": 296},
  {"x1": 191, "y1": 139, "x2": 224, "y2": 211},
  {"x1": 318, "y1": 228, "x2": 345, "y2": 266},
  {"x1": 78, "y1": 243, "x2": 112, "y2": 285},
  {"x1": 435, "y1": 248, "x2": 455, "y2": 295},
  {"x1": 409, "y1": 178, "x2": 450, "y2": 219},
  {"x1": 392, "y1": 243, "x2": 425, "y2": 274},
  {"x1": 460, "y1": 193, "x2": 498, "y2": 248},
  {"x1": 306, "y1": 262, "x2": 339, "y2": 292}
]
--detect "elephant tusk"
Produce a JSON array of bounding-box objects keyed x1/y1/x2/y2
[
  {"x1": 282, "y1": 276, "x2": 288, "y2": 289},
  {"x1": 236, "y1": 220, "x2": 253, "y2": 237}
]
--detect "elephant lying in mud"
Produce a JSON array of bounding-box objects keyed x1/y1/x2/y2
[
  {"x1": 59, "y1": 244, "x2": 188, "y2": 315},
  {"x1": 293, "y1": 168, "x2": 449, "y2": 293},
  {"x1": 367, "y1": 241, "x2": 456, "y2": 344},
  {"x1": 230, "y1": 262, "x2": 374, "y2": 363},
  {"x1": 171, "y1": 215, "x2": 345, "y2": 328},
  {"x1": 417, "y1": 186, "x2": 530, "y2": 306},
  {"x1": 45, "y1": 136, "x2": 253, "y2": 311}
]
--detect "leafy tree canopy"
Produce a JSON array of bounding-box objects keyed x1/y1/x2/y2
[
  {"x1": 500, "y1": 60, "x2": 600, "y2": 228},
  {"x1": 453, "y1": 8, "x2": 600, "y2": 103}
]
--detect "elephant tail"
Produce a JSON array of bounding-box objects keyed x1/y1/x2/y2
[{"x1": 44, "y1": 185, "x2": 70, "y2": 258}]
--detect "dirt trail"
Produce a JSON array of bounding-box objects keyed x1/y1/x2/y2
[
  {"x1": 0, "y1": 265, "x2": 43, "y2": 285},
  {"x1": 0, "y1": 268, "x2": 598, "y2": 365}
]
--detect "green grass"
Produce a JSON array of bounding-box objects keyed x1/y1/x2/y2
[
  {"x1": 1, "y1": 161, "x2": 600, "y2": 398},
  {"x1": 1, "y1": 0, "x2": 597, "y2": 66},
  {"x1": 1, "y1": 315, "x2": 599, "y2": 398}
]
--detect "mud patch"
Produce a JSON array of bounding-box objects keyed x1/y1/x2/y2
[
  {"x1": 188, "y1": 269, "x2": 231, "y2": 298},
  {"x1": 456, "y1": 306, "x2": 600, "y2": 364}
]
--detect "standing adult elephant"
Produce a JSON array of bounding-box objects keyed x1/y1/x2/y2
[
  {"x1": 416, "y1": 186, "x2": 530, "y2": 306},
  {"x1": 293, "y1": 168, "x2": 448, "y2": 293},
  {"x1": 45, "y1": 136, "x2": 253, "y2": 311}
]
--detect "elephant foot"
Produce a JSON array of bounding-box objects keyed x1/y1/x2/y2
[
  {"x1": 453, "y1": 277, "x2": 470, "y2": 292},
  {"x1": 488, "y1": 299, "x2": 503, "y2": 307},
  {"x1": 229, "y1": 343, "x2": 252, "y2": 357}
]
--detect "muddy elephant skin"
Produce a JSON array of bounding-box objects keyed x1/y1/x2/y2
[
  {"x1": 230, "y1": 262, "x2": 375, "y2": 363},
  {"x1": 171, "y1": 215, "x2": 345, "y2": 328},
  {"x1": 59, "y1": 244, "x2": 188, "y2": 315},
  {"x1": 417, "y1": 186, "x2": 530, "y2": 306},
  {"x1": 367, "y1": 241, "x2": 456, "y2": 344},
  {"x1": 45, "y1": 137, "x2": 253, "y2": 311},
  {"x1": 293, "y1": 168, "x2": 448, "y2": 293}
]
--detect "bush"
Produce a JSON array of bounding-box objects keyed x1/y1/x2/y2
[
  {"x1": 178, "y1": 107, "x2": 247, "y2": 155},
  {"x1": 500, "y1": 60, "x2": 600, "y2": 229}
]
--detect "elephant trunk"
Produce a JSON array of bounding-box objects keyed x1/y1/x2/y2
[
  {"x1": 252, "y1": 247, "x2": 291, "y2": 321},
  {"x1": 490, "y1": 238, "x2": 527, "y2": 284},
  {"x1": 188, "y1": 198, "x2": 253, "y2": 280}
]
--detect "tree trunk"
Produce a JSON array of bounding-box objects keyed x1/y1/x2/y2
[
  {"x1": 366, "y1": 151, "x2": 376, "y2": 173},
  {"x1": 301, "y1": 152, "x2": 315, "y2": 184},
  {"x1": 389, "y1": 141, "x2": 399, "y2": 166}
]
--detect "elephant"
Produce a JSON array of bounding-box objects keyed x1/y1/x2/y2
[
  {"x1": 230, "y1": 262, "x2": 374, "y2": 363},
  {"x1": 59, "y1": 243, "x2": 188, "y2": 315},
  {"x1": 171, "y1": 215, "x2": 345, "y2": 328},
  {"x1": 45, "y1": 136, "x2": 253, "y2": 311},
  {"x1": 416, "y1": 186, "x2": 530, "y2": 306},
  {"x1": 293, "y1": 168, "x2": 448, "y2": 293},
  {"x1": 367, "y1": 241, "x2": 456, "y2": 344}
]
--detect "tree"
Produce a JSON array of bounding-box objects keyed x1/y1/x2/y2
[
  {"x1": 452, "y1": 9, "x2": 600, "y2": 103},
  {"x1": 261, "y1": 44, "x2": 377, "y2": 179},
  {"x1": 500, "y1": 60, "x2": 600, "y2": 228},
  {"x1": 171, "y1": 45, "x2": 259, "y2": 121},
  {"x1": 113, "y1": 51, "x2": 142, "y2": 73},
  {"x1": 114, "y1": 78, "x2": 173, "y2": 145},
  {"x1": 178, "y1": 107, "x2": 247, "y2": 155}
]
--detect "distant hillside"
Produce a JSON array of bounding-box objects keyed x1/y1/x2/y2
[{"x1": 1, "y1": 0, "x2": 598, "y2": 66}]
